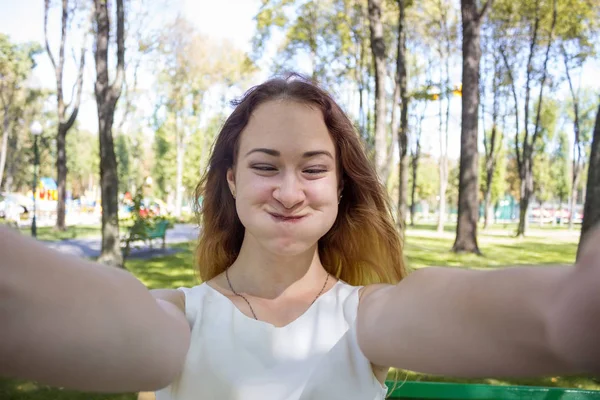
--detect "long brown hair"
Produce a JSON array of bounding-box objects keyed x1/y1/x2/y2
[{"x1": 194, "y1": 74, "x2": 406, "y2": 285}]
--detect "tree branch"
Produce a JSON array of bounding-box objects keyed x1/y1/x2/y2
[
  {"x1": 64, "y1": 42, "x2": 86, "y2": 130},
  {"x1": 531, "y1": 0, "x2": 557, "y2": 147},
  {"x1": 477, "y1": 0, "x2": 493, "y2": 22},
  {"x1": 110, "y1": 0, "x2": 126, "y2": 102},
  {"x1": 56, "y1": 0, "x2": 68, "y2": 109},
  {"x1": 499, "y1": 45, "x2": 521, "y2": 173},
  {"x1": 64, "y1": 6, "x2": 91, "y2": 131},
  {"x1": 44, "y1": 0, "x2": 57, "y2": 73},
  {"x1": 562, "y1": 43, "x2": 582, "y2": 166}
]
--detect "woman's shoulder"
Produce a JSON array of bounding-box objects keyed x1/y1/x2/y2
[
  {"x1": 150, "y1": 283, "x2": 207, "y2": 316},
  {"x1": 358, "y1": 283, "x2": 394, "y2": 304}
]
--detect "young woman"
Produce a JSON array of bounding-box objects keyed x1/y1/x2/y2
[{"x1": 1, "y1": 76, "x2": 599, "y2": 400}]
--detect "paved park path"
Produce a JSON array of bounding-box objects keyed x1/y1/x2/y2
[{"x1": 43, "y1": 223, "x2": 200, "y2": 259}]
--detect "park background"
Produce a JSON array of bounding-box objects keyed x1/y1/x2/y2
[{"x1": 1, "y1": 0, "x2": 600, "y2": 398}]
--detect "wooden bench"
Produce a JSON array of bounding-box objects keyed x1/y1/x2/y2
[
  {"x1": 385, "y1": 381, "x2": 600, "y2": 399},
  {"x1": 122, "y1": 220, "x2": 171, "y2": 256}
]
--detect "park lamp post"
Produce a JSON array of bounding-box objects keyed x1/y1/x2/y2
[{"x1": 30, "y1": 121, "x2": 42, "y2": 238}]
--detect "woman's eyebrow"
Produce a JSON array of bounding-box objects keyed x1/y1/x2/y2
[
  {"x1": 245, "y1": 148, "x2": 280, "y2": 157},
  {"x1": 302, "y1": 150, "x2": 333, "y2": 160},
  {"x1": 245, "y1": 148, "x2": 333, "y2": 160}
]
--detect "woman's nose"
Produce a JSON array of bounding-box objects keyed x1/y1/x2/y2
[{"x1": 273, "y1": 173, "x2": 305, "y2": 209}]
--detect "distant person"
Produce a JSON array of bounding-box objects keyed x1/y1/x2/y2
[{"x1": 1, "y1": 74, "x2": 599, "y2": 400}]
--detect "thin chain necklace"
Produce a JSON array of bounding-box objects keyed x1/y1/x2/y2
[{"x1": 225, "y1": 269, "x2": 331, "y2": 321}]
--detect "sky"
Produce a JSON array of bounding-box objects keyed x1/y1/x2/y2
[
  {"x1": 1, "y1": 0, "x2": 598, "y2": 162},
  {"x1": 0, "y1": 0, "x2": 264, "y2": 134}
]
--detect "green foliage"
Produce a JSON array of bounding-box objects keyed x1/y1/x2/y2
[
  {"x1": 182, "y1": 113, "x2": 225, "y2": 194},
  {"x1": 0, "y1": 34, "x2": 42, "y2": 94},
  {"x1": 66, "y1": 129, "x2": 99, "y2": 198},
  {"x1": 532, "y1": 97, "x2": 559, "y2": 152},
  {"x1": 121, "y1": 191, "x2": 175, "y2": 257},
  {"x1": 550, "y1": 131, "x2": 570, "y2": 204},
  {"x1": 446, "y1": 161, "x2": 460, "y2": 211},
  {"x1": 565, "y1": 88, "x2": 598, "y2": 147},
  {"x1": 152, "y1": 121, "x2": 177, "y2": 200},
  {"x1": 0, "y1": 34, "x2": 44, "y2": 190},
  {"x1": 533, "y1": 152, "x2": 552, "y2": 203},
  {"x1": 480, "y1": 136, "x2": 507, "y2": 206},
  {"x1": 115, "y1": 134, "x2": 131, "y2": 194},
  {"x1": 409, "y1": 155, "x2": 439, "y2": 204}
]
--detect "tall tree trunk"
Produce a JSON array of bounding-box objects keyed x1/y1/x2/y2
[
  {"x1": 563, "y1": 45, "x2": 583, "y2": 231},
  {"x1": 56, "y1": 126, "x2": 68, "y2": 228},
  {"x1": 94, "y1": 0, "x2": 125, "y2": 267},
  {"x1": 517, "y1": 157, "x2": 534, "y2": 235},
  {"x1": 45, "y1": 0, "x2": 87, "y2": 230},
  {"x1": 453, "y1": 0, "x2": 491, "y2": 254},
  {"x1": 175, "y1": 133, "x2": 185, "y2": 217},
  {"x1": 0, "y1": 107, "x2": 9, "y2": 190},
  {"x1": 483, "y1": 55, "x2": 501, "y2": 230},
  {"x1": 569, "y1": 171, "x2": 581, "y2": 228},
  {"x1": 578, "y1": 103, "x2": 600, "y2": 259},
  {"x1": 516, "y1": 0, "x2": 556, "y2": 237},
  {"x1": 410, "y1": 147, "x2": 420, "y2": 227},
  {"x1": 396, "y1": 0, "x2": 409, "y2": 228},
  {"x1": 368, "y1": 0, "x2": 388, "y2": 179},
  {"x1": 437, "y1": 0, "x2": 451, "y2": 234},
  {"x1": 437, "y1": 91, "x2": 447, "y2": 233},
  {"x1": 410, "y1": 109, "x2": 424, "y2": 227}
]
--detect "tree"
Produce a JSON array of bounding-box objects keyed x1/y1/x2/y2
[
  {"x1": 368, "y1": 0, "x2": 389, "y2": 179},
  {"x1": 497, "y1": 0, "x2": 558, "y2": 236},
  {"x1": 395, "y1": 0, "x2": 409, "y2": 228},
  {"x1": 66, "y1": 128, "x2": 99, "y2": 199},
  {"x1": 480, "y1": 14, "x2": 509, "y2": 230},
  {"x1": 152, "y1": 119, "x2": 177, "y2": 201},
  {"x1": 0, "y1": 35, "x2": 41, "y2": 190},
  {"x1": 557, "y1": 0, "x2": 598, "y2": 229},
  {"x1": 533, "y1": 152, "x2": 552, "y2": 225},
  {"x1": 155, "y1": 18, "x2": 252, "y2": 216},
  {"x1": 2, "y1": 88, "x2": 51, "y2": 193},
  {"x1": 549, "y1": 130, "x2": 570, "y2": 222},
  {"x1": 44, "y1": 0, "x2": 89, "y2": 230},
  {"x1": 93, "y1": 0, "x2": 125, "y2": 267},
  {"x1": 452, "y1": 0, "x2": 492, "y2": 254},
  {"x1": 578, "y1": 102, "x2": 600, "y2": 259},
  {"x1": 577, "y1": 104, "x2": 600, "y2": 257},
  {"x1": 565, "y1": 89, "x2": 598, "y2": 228},
  {"x1": 409, "y1": 100, "x2": 426, "y2": 227}
]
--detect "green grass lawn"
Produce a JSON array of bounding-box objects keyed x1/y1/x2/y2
[
  {"x1": 17, "y1": 225, "x2": 102, "y2": 241},
  {"x1": 13, "y1": 220, "x2": 137, "y2": 242},
  {"x1": 405, "y1": 223, "x2": 579, "y2": 270},
  {"x1": 2, "y1": 225, "x2": 598, "y2": 399}
]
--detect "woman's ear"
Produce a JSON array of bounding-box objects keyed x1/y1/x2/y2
[
  {"x1": 338, "y1": 178, "x2": 345, "y2": 198},
  {"x1": 226, "y1": 168, "x2": 236, "y2": 198}
]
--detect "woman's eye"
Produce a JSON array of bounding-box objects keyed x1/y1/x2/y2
[
  {"x1": 304, "y1": 168, "x2": 328, "y2": 175},
  {"x1": 251, "y1": 165, "x2": 277, "y2": 172}
]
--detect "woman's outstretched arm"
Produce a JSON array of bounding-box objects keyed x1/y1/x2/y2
[
  {"x1": 357, "y1": 228, "x2": 600, "y2": 378},
  {"x1": 0, "y1": 227, "x2": 191, "y2": 392}
]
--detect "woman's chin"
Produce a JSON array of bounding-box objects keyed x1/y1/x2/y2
[{"x1": 263, "y1": 238, "x2": 317, "y2": 257}]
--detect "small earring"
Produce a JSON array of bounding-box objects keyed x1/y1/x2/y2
[
  {"x1": 232, "y1": 192, "x2": 236, "y2": 199},
  {"x1": 338, "y1": 195, "x2": 343, "y2": 204}
]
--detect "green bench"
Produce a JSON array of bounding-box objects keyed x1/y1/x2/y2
[
  {"x1": 122, "y1": 219, "x2": 171, "y2": 256},
  {"x1": 385, "y1": 381, "x2": 600, "y2": 399}
]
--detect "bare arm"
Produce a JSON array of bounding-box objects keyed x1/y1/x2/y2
[
  {"x1": 0, "y1": 227, "x2": 191, "y2": 392},
  {"x1": 357, "y1": 232, "x2": 600, "y2": 378}
]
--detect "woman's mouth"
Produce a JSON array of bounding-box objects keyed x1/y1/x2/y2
[{"x1": 268, "y1": 213, "x2": 306, "y2": 223}]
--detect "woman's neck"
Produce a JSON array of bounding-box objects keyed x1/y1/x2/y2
[{"x1": 226, "y1": 235, "x2": 327, "y2": 299}]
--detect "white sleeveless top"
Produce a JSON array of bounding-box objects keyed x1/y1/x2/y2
[{"x1": 155, "y1": 280, "x2": 388, "y2": 400}]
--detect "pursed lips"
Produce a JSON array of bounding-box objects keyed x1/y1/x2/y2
[{"x1": 267, "y1": 211, "x2": 307, "y2": 222}]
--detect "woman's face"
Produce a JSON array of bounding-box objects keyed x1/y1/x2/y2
[{"x1": 227, "y1": 100, "x2": 341, "y2": 256}]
